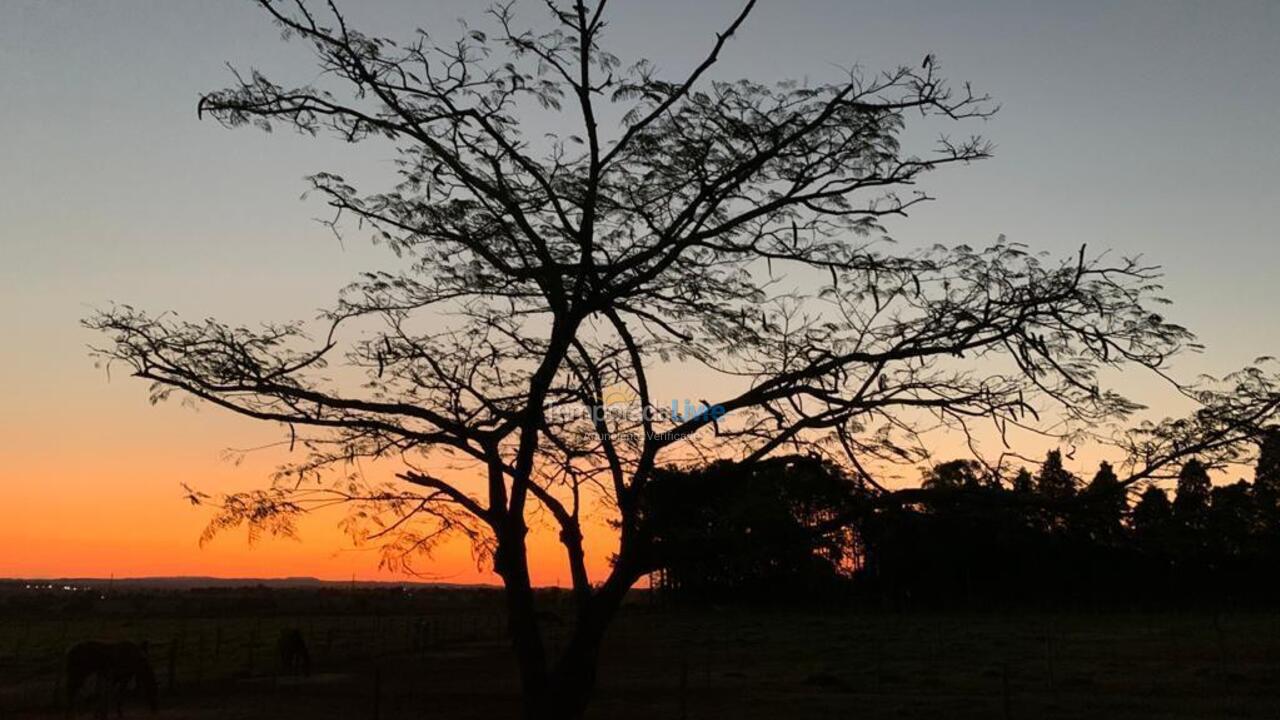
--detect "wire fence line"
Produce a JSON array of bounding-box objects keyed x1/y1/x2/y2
[
  {"x1": 5, "y1": 608, "x2": 1280, "y2": 718},
  {"x1": 0, "y1": 609, "x2": 511, "y2": 713}
]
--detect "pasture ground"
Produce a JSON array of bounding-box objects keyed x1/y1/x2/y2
[{"x1": 4, "y1": 587, "x2": 1280, "y2": 718}]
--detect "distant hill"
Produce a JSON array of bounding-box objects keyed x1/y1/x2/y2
[{"x1": 0, "y1": 576, "x2": 491, "y2": 590}]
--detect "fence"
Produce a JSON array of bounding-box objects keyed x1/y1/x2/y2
[{"x1": 0, "y1": 609, "x2": 509, "y2": 714}]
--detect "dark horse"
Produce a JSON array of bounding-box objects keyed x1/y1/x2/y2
[
  {"x1": 277, "y1": 628, "x2": 311, "y2": 677},
  {"x1": 65, "y1": 641, "x2": 157, "y2": 717}
]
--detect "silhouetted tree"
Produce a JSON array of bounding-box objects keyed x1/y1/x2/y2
[
  {"x1": 1131, "y1": 486, "x2": 1173, "y2": 552},
  {"x1": 643, "y1": 455, "x2": 859, "y2": 601},
  {"x1": 1164, "y1": 459, "x2": 1212, "y2": 582},
  {"x1": 922, "y1": 459, "x2": 987, "y2": 490},
  {"x1": 1207, "y1": 480, "x2": 1255, "y2": 561},
  {"x1": 1254, "y1": 429, "x2": 1280, "y2": 521},
  {"x1": 1036, "y1": 450, "x2": 1078, "y2": 501},
  {"x1": 1081, "y1": 461, "x2": 1126, "y2": 542},
  {"x1": 1257, "y1": 429, "x2": 1280, "y2": 490},
  {"x1": 1011, "y1": 467, "x2": 1035, "y2": 494},
  {"x1": 82, "y1": 1, "x2": 1280, "y2": 717},
  {"x1": 857, "y1": 455, "x2": 1101, "y2": 607},
  {"x1": 1248, "y1": 430, "x2": 1280, "y2": 572},
  {"x1": 1173, "y1": 459, "x2": 1212, "y2": 532},
  {"x1": 1109, "y1": 366, "x2": 1280, "y2": 488},
  {"x1": 1031, "y1": 449, "x2": 1079, "y2": 532}
]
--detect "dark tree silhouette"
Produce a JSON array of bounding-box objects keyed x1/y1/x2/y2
[
  {"x1": 1011, "y1": 467, "x2": 1035, "y2": 494},
  {"x1": 1207, "y1": 480, "x2": 1255, "y2": 563},
  {"x1": 1173, "y1": 459, "x2": 1212, "y2": 532},
  {"x1": 1036, "y1": 450, "x2": 1079, "y2": 502},
  {"x1": 1108, "y1": 366, "x2": 1280, "y2": 486},
  {"x1": 642, "y1": 455, "x2": 859, "y2": 602},
  {"x1": 1033, "y1": 449, "x2": 1078, "y2": 531},
  {"x1": 922, "y1": 459, "x2": 988, "y2": 490},
  {"x1": 850, "y1": 449, "x2": 1280, "y2": 608},
  {"x1": 1081, "y1": 461, "x2": 1126, "y2": 542},
  {"x1": 1255, "y1": 429, "x2": 1280, "y2": 514},
  {"x1": 850, "y1": 448, "x2": 1280, "y2": 608},
  {"x1": 82, "y1": 1, "x2": 1280, "y2": 717}
]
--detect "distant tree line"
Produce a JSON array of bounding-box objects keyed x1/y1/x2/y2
[{"x1": 644, "y1": 431, "x2": 1280, "y2": 608}]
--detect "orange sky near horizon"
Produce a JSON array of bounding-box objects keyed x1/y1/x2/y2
[
  {"x1": 0, "y1": 360, "x2": 1172, "y2": 586},
  {"x1": 0, "y1": 455, "x2": 619, "y2": 587},
  {"x1": 0, "y1": 371, "x2": 622, "y2": 585}
]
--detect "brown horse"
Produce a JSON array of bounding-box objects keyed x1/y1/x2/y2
[
  {"x1": 277, "y1": 628, "x2": 311, "y2": 677},
  {"x1": 65, "y1": 641, "x2": 157, "y2": 717}
]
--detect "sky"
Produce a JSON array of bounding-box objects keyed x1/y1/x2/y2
[{"x1": 1, "y1": 0, "x2": 1277, "y2": 584}]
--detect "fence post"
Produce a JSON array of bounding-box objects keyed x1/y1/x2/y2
[
  {"x1": 51, "y1": 666, "x2": 63, "y2": 711},
  {"x1": 1044, "y1": 628, "x2": 1056, "y2": 698},
  {"x1": 871, "y1": 635, "x2": 884, "y2": 694},
  {"x1": 704, "y1": 625, "x2": 713, "y2": 689},
  {"x1": 167, "y1": 639, "x2": 178, "y2": 693},
  {"x1": 196, "y1": 631, "x2": 205, "y2": 687},
  {"x1": 1001, "y1": 660, "x2": 1012, "y2": 720},
  {"x1": 16, "y1": 622, "x2": 30, "y2": 660},
  {"x1": 678, "y1": 645, "x2": 690, "y2": 720},
  {"x1": 247, "y1": 621, "x2": 259, "y2": 677}
]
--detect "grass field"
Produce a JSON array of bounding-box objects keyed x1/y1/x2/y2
[{"x1": 4, "y1": 587, "x2": 1280, "y2": 719}]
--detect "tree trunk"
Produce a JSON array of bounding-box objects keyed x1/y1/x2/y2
[
  {"x1": 524, "y1": 613, "x2": 609, "y2": 720},
  {"x1": 496, "y1": 530, "x2": 551, "y2": 719},
  {"x1": 507, "y1": 563, "x2": 638, "y2": 720}
]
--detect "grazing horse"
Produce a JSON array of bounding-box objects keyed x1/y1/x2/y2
[
  {"x1": 277, "y1": 628, "x2": 311, "y2": 677},
  {"x1": 65, "y1": 641, "x2": 157, "y2": 717}
]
